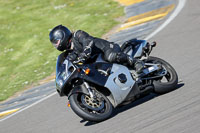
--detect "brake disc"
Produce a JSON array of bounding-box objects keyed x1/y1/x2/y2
[{"x1": 81, "y1": 94, "x2": 105, "y2": 111}]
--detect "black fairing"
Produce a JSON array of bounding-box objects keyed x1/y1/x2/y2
[
  {"x1": 56, "y1": 51, "x2": 78, "y2": 96},
  {"x1": 79, "y1": 63, "x2": 112, "y2": 86},
  {"x1": 56, "y1": 52, "x2": 112, "y2": 96}
]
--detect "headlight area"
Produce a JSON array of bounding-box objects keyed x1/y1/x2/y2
[
  {"x1": 55, "y1": 71, "x2": 70, "y2": 96},
  {"x1": 56, "y1": 65, "x2": 76, "y2": 92},
  {"x1": 56, "y1": 71, "x2": 68, "y2": 88}
]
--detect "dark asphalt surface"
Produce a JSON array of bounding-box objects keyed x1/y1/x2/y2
[{"x1": 1, "y1": 0, "x2": 200, "y2": 133}]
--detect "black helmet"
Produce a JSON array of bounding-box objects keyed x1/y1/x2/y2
[{"x1": 49, "y1": 25, "x2": 72, "y2": 51}]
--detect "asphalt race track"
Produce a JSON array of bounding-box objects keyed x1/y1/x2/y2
[{"x1": 1, "y1": 0, "x2": 200, "y2": 132}]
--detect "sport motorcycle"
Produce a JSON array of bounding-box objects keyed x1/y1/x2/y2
[{"x1": 55, "y1": 39, "x2": 178, "y2": 122}]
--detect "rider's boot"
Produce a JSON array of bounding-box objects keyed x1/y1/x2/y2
[
  {"x1": 127, "y1": 56, "x2": 144, "y2": 74},
  {"x1": 116, "y1": 52, "x2": 144, "y2": 74}
]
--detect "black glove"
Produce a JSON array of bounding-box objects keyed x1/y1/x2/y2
[
  {"x1": 67, "y1": 52, "x2": 78, "y2": 62},
  {"x1": 76, "y1": 45, "x2": 92, "y2": 64},
  {"x1": 80, "y1": 47, "x2": 92, "y2": 59},
  {"x1": 80, "y1": 41, "x2": 93, "y2": 60}
]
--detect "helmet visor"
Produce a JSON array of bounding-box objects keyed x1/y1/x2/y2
[{"x1": 51, "y1": 38, "x2": 61, "y2": 48}]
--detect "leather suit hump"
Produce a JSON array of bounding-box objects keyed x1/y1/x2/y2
[{"x1": 67, "y1": 30, "x2": 131, "y2": 65}]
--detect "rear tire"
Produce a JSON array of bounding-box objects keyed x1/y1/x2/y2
[
  {"x1": 147, "y1": 56, "x2": 178, "y2": 94},
  {"x1": 69, "y1": 90, "x2": 113, "y2": 122}
]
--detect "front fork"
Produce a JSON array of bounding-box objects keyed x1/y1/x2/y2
[{"x1": 83, "y1": 81, "x2": 96, "y2": 100}]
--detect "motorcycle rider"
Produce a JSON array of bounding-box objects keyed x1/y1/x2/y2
[{"x1": 49, "y1": 25, "x2": 144, "y2": 73}]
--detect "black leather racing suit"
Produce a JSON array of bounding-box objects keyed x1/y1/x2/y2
[{"x1": 67, "y1": 30, "x2": 136, "y2": 65}]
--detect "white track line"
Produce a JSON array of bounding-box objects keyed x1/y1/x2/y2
[
  {"x1": 145, "y1": 0, "x2": 187, "y2": 40},
  {"x1": 0, "y1": 0, "x2": 186, "y2": 122},
  {"x1": 0, "y1": 92, "x2": 57, "y2": 122}
]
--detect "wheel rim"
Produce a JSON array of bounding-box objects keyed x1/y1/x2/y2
[
  {"x1": 147, "y1": 59, "x2": 174, "y2": 83},
  {"x1": 81, "y1": 94, "x2": 105, "y2": 111},
  {"x1": 157, "y1": 65, "x2": 173, "y2": 83},
  {"x1": 76, "y1": 91, "x2": 108, "y2": 114}
]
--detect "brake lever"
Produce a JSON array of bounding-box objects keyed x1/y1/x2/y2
[{"x1": 73, "y1": 57, "x2": 85, "y2": 64}]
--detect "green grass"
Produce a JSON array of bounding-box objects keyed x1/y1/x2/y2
[{"x1": 0, "y1": 0, "x2": 123, "y2": 101}]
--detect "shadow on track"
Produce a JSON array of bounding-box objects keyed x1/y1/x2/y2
[{"x1": 83, "y1": 83, "x2": 184, "y2": 126}]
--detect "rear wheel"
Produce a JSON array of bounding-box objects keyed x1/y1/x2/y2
[
  {"x1": 147, "y1": 56, "x2": 178, "y2": 94},
  {"x1": 69, "y1": 89, "x2": 113, "y2": 122}
]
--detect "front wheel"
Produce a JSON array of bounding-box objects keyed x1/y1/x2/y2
[
  {"x1": 147, "y1": 56, "x2": 178, "y2": 94},
  {"x1": 69, "y1": 89, "x2": 113, "y2": 122}
]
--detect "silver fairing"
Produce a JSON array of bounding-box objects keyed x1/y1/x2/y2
[{"x1": 104, "y1": 64, "x2": 135, "y2": 106}]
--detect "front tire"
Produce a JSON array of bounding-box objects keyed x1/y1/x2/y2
[
  {"x1": 147, "y1": 56, "x2": 178, "y2": 94},
  {"x1": 69, "y1": 90, "x2": 113, "y2": 122}
]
